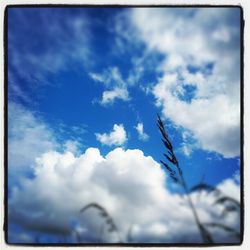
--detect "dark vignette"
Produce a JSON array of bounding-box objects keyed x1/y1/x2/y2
[{"x1": 3, "y1": 3, "x2": 244, "y2": 247}]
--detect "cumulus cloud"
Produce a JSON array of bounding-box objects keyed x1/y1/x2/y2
[
  {"x1": 8, "y1": 104, "x2": 240, "y2": 243},
  {"x1": 135, "y1": 122, "x2": 149, "y2": 141},
  {"x1": 9, "y1": 146, "x2": 240, "y2": 243},
  {"x1": 127, "y1": 8, "x2": 241, "y2": 158},
  {"x1": 95, "y1": 124, "x2": 127, "y2": 146}
]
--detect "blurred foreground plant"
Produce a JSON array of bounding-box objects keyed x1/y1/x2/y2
[
  {"x1": 157, "y1": 114, "x2": 241, "y2": 243},
  {"x1": 78, "y1": 203, "x2": 122, "y2": 243}
]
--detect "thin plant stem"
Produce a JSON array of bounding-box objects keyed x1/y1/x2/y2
[
  {"x1": 157, "y1": 114, "x2": 213, "y2": 243},
  {"x1": 80, "y1": 202, "x2": 122, "y2": 243}
]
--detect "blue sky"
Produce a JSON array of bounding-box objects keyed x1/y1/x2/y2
[{"x1": 7, "y1": 7, "x2": 241, "y2": 244}]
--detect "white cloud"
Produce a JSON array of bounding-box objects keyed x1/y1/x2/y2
[
  {"x1": 63, "y1": 140, "x2": 82, "y2": 155},
  {"x1": 8, "y1": 102, "x2": 86, "y2": 184},
  {"x1": 8, "y1": 102, "x2": 58, "y2": 179},
  {"x1": 233, "y1": 170, "x2": 240, "y2": 184},
  {"x1": 179, "y1": 130, "x2": 195, "y2": 157},
  {"x1": 89, "y1": 67, "x2": 125, "y2": 87},
  {"x1": 9, "y1": 147, "x2": 167, "y2": 242},
  {"x1": 181, "y1": 144, "x2": 192, "y2": 157},
  {"x1": 128, "y1": 8, "x2": 240, "y2": 158},
  {"x1": 89, "y1": 67, "x2": 135, "y2": 105},
  {"x1": 8, "y1": 104, "x2": 240, "y2": 243},
  {"x1": 135, "y1": 122, "x2": 149, "y2": 141},
  {"x1": 9, "y1": 146, "x2": 241, "y2": 243},
  {"x1": 96, "y1": 124, "x2": 127, "y2": 146},
  {"x1": 89, "y1": 72, "x2": 106, "y2": 83},
  {"x1": 101, "y1": 87, "x2": 129, "y2": 105},
  {"x1": 89, "y1": 65, "x2": 144, "y2": 105}
]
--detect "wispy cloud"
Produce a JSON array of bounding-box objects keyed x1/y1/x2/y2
[
  {"x1": 8, "y1": 102, "x2": 87, "y2": 185},
  {"x1": 180, "y1": 130, "x2": 195, "y2": 157},
  {"x1": 89, "y1": 67, "x2": 125, "y2": 87},
  {"x1": 96, "y1": 124, "x2": 127, "y2": 146},
  {"x1": 63, "y1": 140, "x2": 82, "y2": 155},
  {"x1": 135, "y1": 122, "x2": 149, "y2": 141},
  {"x1": 89, "y1": 67, "x2": 131, "y2": 105},
  {"x1": 89, "y1": 64, "x2": 145, "y2": 106},
  {"x1": 101, "y1": 87, "x2": 130, "y2": 105},
  {"x1": 8, "y1": 8, "x2": 91, "y2": 103},
  {"x1": 8, "y1": 102, "x2": 58, "y2": 182}
]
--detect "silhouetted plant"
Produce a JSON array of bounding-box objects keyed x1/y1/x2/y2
[
  {"x1": 189, "y1": 183, "x2": 221, "y2": 197},
  {"x1": 190, "y1": 180, "x2": 241, "y2": 240},
  {"x1": 73, "y1": 115, "x2": 240, "y2": 244},
  {"x1": 213, "y1": 196, "x2": 240, "y2": 208},
  {"x1": 79, "y1": 203, "x2": 122, "y2": 243},
  {"x1": 157, "y1": 115, "x2": 213, "y2": 243},
  {"x1": 157, "y1": 114, "x2": 214, "y2": 243},
  {"x1": 157, "y1": 114, "x2": 241, "y2": 243},
  {"x1": 203, "y1": 223, "x2": 240, "y2": 240}
]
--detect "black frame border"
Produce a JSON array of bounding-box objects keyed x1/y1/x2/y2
[{"x1": 3, "y1": 3, "x2": 245, "y2": 247}]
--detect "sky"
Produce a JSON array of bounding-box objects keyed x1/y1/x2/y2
[{"x1": 7, "y1": 7, "x2": 242, "y2": 244}]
